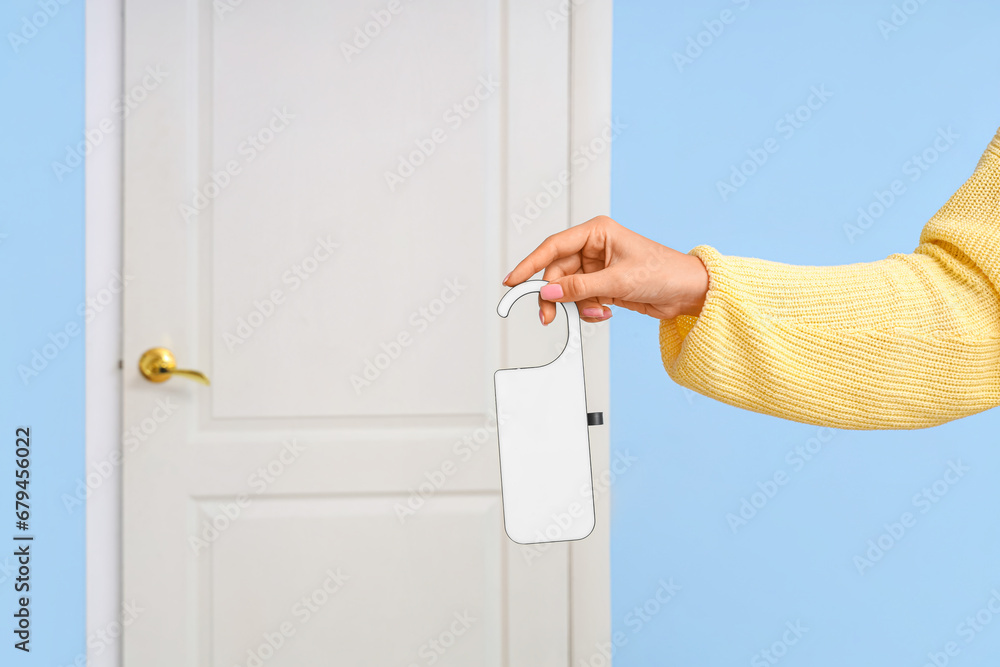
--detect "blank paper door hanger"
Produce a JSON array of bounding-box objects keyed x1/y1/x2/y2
[{"x1": 493, "y1": 280, "x2": 604, "y2": 545}]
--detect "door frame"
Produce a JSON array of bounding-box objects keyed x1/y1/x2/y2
[
  {"x1": 85, "y1": 2, "x2": 613, "y2": 664},
  {"x1": 85, "y1": 2, "x2": 126, "y2": 667}
]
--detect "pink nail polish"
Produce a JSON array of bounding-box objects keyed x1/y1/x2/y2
[
  {"x1": 503, "y1": 271, "x2": 511, "y2": 285},
  {"x1": 539, "y1": 309, "x2": 545, "y2": 325},
  {"x1": 581, "y1": 307, "x2": 604, "y2": 318},
  {"x1": 539, "y1": 284, "x2": 563, "y2": 300}
]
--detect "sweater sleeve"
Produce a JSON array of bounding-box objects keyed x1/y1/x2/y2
[{"x1": 659, "y1": 128, "x2": 1000, "y2": 430}]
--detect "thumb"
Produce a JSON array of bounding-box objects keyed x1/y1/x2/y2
[{"x1": 540, "y1": 269, "x2": 621, "y2": 303}]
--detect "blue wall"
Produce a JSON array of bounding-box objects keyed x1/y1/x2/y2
[
  {"x1": 0, "y1": 1, "x2": 85, "y2": 664},
  {"x1": 611, "y1": 2, "x2": 1000, "y2": 665}
]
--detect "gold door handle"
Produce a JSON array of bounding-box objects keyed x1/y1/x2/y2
[{"x1": 138, "y1": 347, "x2": 210, "y2": 386}]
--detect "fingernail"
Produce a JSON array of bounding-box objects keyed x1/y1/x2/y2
[
  {"x1": 503, "y1": 271, "x2": 511, "y2": 285},
  {"x1": 600, "y1": 307, "x2": 613, "y2": 320},
  {"x1": 539, "y1": 284, "x2": 563, "y2": 300},
  {"x1": 581, "y1": 307, "x2": 604, "y2": 318},
  {"x1": 539, "y1": 309, "x2": 545, "y2": 325}
]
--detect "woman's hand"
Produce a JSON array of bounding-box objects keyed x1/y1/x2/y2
[{"x1": 503, "y1": 216, "x2": 709, "y2": 325}]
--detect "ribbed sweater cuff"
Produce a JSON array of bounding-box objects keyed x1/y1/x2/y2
[{"x1": 659, "y1": 244, "x2": 729, "y2": 377}]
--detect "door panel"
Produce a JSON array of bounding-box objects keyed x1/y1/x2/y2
[
  {"x1": 206, "y1": 495, "x2": 501, "y2": 666},
  {"x1": 209, "y1": 0, "x2": 495, "y2": 419}
]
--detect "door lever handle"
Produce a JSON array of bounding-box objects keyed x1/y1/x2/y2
[{"x1": 138, "y1": 347, "x2": 210, "y2": 386}]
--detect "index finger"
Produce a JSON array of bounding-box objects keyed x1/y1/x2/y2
[{"x1": 503, "y1": 221, "x2": 595, "y2": 286}]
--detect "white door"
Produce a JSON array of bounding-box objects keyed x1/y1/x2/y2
[{"x1": 122, "y1": 1, "x2": 611, "y2": 665}]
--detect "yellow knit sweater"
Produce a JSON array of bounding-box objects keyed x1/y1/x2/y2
[{"x1": 660, "y1": 128, "x2": 1000, "y2": 430}]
